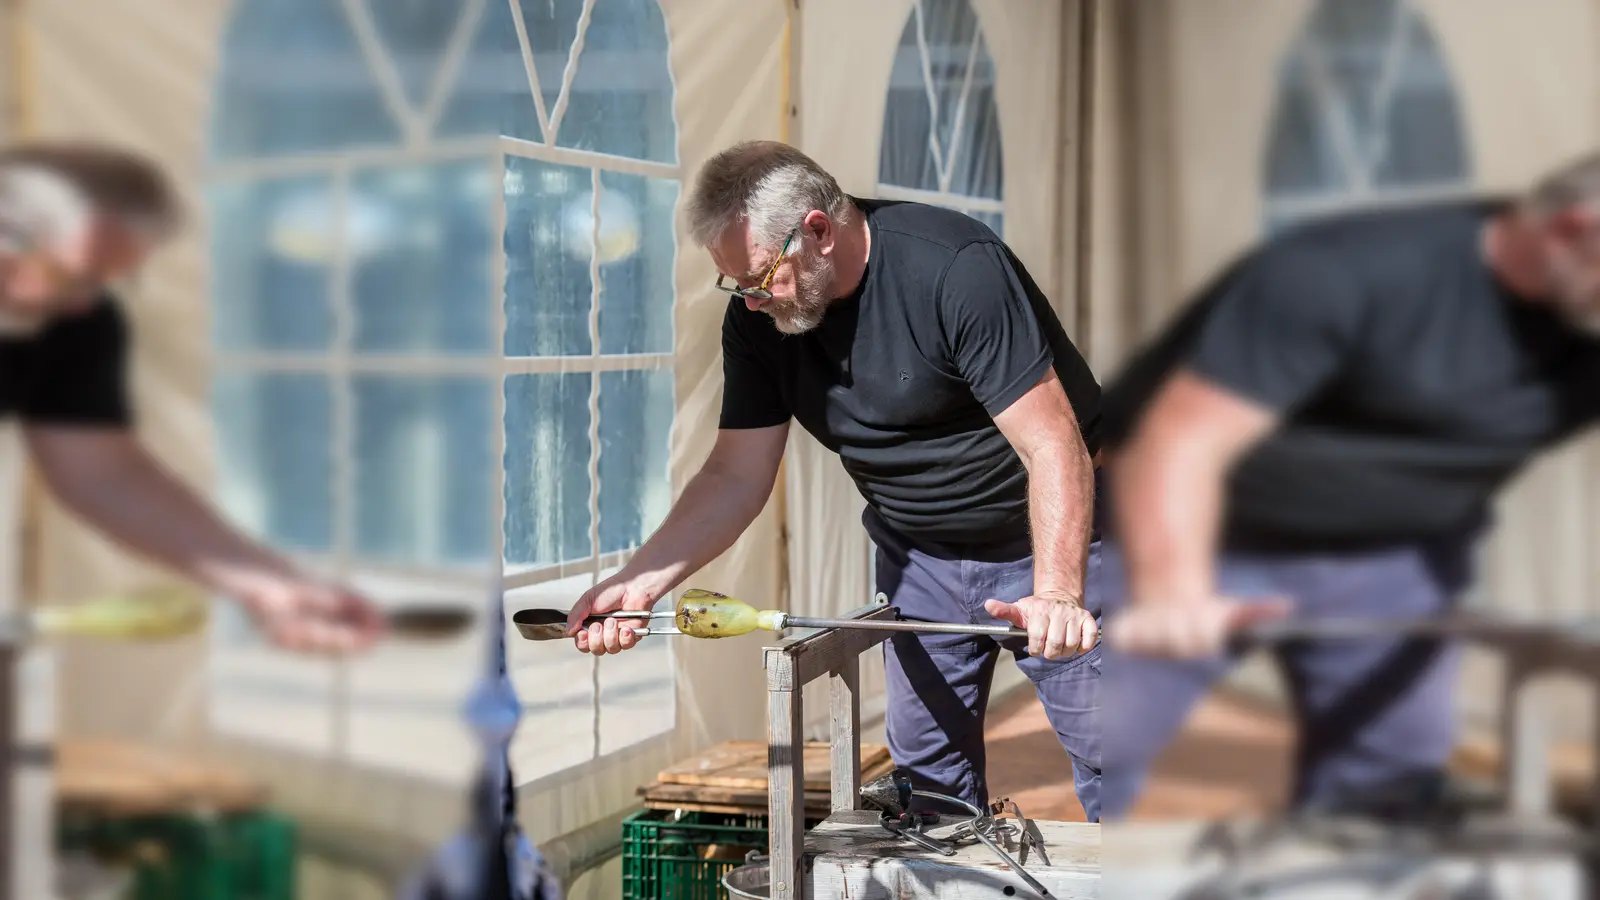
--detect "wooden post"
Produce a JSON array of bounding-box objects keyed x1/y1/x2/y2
[
  {"x1": 829, "y1": 657, "x2": 861, "y2": 812},
  {"x1": 768, "y1": 685, "x2": 805, "y2": 900},
  {"x1": 1501, "y1": 659, "x2": 1551, "y2": 818}
]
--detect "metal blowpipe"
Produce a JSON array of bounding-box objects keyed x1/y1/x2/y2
[{"x1": 511, "y1": 588, "x2": 1031, "y2": 642}]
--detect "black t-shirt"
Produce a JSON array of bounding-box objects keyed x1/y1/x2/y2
[
  {"x1": 0, "y1": 296, "x2": 132, "y2": 426},
  {"x1": 719, "y1": 199, "x2": 1102, "y2": 546},
  {"x1": 1100, "y1": 199, "x2": 1600, "y2": 549}
]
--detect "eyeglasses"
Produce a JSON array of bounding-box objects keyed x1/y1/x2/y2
[{"x1": 715, "y1": 229, "x2": 796, "y2": 301}]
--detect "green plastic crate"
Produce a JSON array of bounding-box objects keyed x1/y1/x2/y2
[
  {"x1": 59, "y1": 809, "x2": 297, "y2": 900},
  {"x1": 622, "y1": 809, "x2": 773, "y2": 900}
]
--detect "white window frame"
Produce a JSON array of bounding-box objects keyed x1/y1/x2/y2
[{"x1": 206, "y1": 0, "x2": 682, "y2": 784}]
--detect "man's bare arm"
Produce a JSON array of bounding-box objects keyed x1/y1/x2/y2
[
  {"x1": 24, "y1": 426, "x2": 299, "y2": 596},
  {"x1": 1111, "y1": 370, "x2": 1276, "y2": 605},
  {"x1": 616, "y1": 422, "x2": 790, "y2": 599},
  {"x1": 991, "y1": 370, "x2": 1096, "y2": 603}
]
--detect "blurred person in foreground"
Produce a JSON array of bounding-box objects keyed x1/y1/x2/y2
[
  {"x1": 1096, "y1": 150, "x2": 1600, "y2": 819},
  {"x1": 0, "y1": 141, "x2": 384, "y2": 654},
  {"x1": 565, "y1": 141, "x2": 1106, "y2": 819}
]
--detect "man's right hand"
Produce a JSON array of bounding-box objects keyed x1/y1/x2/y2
[
  {"x1": 567, "y1": 573, "x2": 663, "y2": 656},
  {"x1": 1106, "y1": 594, "x2": 1291, "y2": 659}
]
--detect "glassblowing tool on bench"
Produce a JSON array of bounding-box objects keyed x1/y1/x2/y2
[{"x1": 861, "y1": 768, "x2": 1055, "y2": 899}]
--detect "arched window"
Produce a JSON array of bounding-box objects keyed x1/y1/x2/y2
[
  {"x1": 207, "y1": 0, "x2": 680, "y2": 782},
  {"x1": 1263, "y1": 0, "x2": 1470, "y2": 231},
  {"x1": 877, "y1": 0, "x2": 1004, "y2": 234}
]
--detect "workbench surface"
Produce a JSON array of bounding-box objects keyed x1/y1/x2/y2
[{"x1": 804, "y1": 809, "x2": 1100, "y2": 899}]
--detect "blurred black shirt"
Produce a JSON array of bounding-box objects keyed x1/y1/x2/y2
[
  {"x1": 0, "y1": 296, "x2": 131, "y2": 426},
  {"x1": 1101, "y1": 199, "x2": 1600, "y2": 550},
  {"x1": 720, "y1": 198, "x2": 1102, "y2": 546}
]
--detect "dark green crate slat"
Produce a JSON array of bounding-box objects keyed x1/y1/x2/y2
[
  {"x1": 58, "y1": 810, "x2": 297, "y2": 900},
  {"x1": 621, "y1": 808, "x2": 822, "y2": 900}
]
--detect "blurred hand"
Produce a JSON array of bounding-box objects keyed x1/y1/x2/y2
[
  {"x1": 237, "y1": 577, "x2": 387, "y2": 655},
  {"x1": 984, "y1": 590, "x2": 1098, "y2": 660},
  {"x1": 1106, "y1": 594, "x2": 1291, "y2": 659},
  {"x1": 567, "y1": 573, "x2": 660, "y2": 656}
]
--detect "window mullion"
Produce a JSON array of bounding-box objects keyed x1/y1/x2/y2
[
  {"x1": 586, "y1": 167, "x2": 604, "y2": 762},
  {"x1": 492, "y1": 153, "x2": 509, "y2": 587},
  {"x1": 330, "y1": 163, "x2": 356, "y2": 760}
]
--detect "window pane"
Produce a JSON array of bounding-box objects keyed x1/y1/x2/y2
[
  {"x1": 507, "y1": 578, "x2": 597, "y2": 779},
  {"x1": 503, "y1": 158, "x2": 593, "y2": 356},
  {"x1": 213, "y1": 372, "x2": 333, "y2": 554},
  {"x1": 519, "y1": 0, "x2": 585, "y2": 134},
  {"x1": 598, "y1": 370, "x2": 672, "y2": 554},
  {"x1": 210, "y1": 177, "x2": 335, "y2": 352},
  {"x1": 598, "y1": 172, "x2": 677, "y2": 355},
  {"x1": 362, "y1": 0, "x2": 468, "y2": 110},
  {"x1": 210, "y1": 0, "x2": 401, "y2": 159},
  {"x1": 435, "y1": 0, "x2": 543, "y2": 142},
  {"x1": 504, "y1": 373, "x2": 592, "y2": 567},
  {"x1": 879, "y1": 0, "x2": 1002, "y2": 200},
  {"x1": 351, "y1": 162, "x2": 495, "y2": 353},
  {"x1": 353, "y1": 376, "x2": 494, "y2": 566},
  {"x1": 1264, "y1": 0, "x2": 1469, "y2": 222},
  {"x1": 551, "y1": 0, "x2": 678, "y2": 164}
]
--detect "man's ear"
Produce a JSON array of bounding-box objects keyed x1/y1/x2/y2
[{"x1": 803, "y1": 209, "x2": 834, "y2": 254}]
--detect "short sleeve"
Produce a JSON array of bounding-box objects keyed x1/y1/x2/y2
[
  {"x1": 23, "y1": 297, "x2": 133, "y2": 426},
  {"x1": 718, "y1": 301, "x2": 790, "y2": 429},
  {"x1": 1185, "y1": 242, "x2": 1366, "y2": 412},
  {"x1": 938, "y1": 241, "x2": 1055, "y2": 417}
]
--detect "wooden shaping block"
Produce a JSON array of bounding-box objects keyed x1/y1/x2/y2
[
  {"x1": 657, "y1": 740, "x2": 891, "y2": 792},
  {"x1": 805, "y1": 809, "x2": 1100, "y2": 899}
]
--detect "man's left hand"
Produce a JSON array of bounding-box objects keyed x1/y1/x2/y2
[
  {"x1": 984, "y1": 590, "x2": 1098, "y2": 660},
  {"x1": 237, "y1": 577, "x2": 388, "y2": 655}
]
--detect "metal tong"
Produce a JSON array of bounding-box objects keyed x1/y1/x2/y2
[{"x1": 862, "y1": 770, "x2": 1054, "y2": 898}]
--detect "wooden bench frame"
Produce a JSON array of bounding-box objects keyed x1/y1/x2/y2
[{"x1": 763, "y1": 600, "x2": 897, "y2": 900}]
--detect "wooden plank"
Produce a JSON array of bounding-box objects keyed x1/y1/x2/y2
[
  {"x1": 830, "y1": 657, "x2": 862, "y2": 812},
  {"x1": 640, "y1": 756, "x2": 896, "y2": 811},
  {"x1": 768, "y1": 688, "x2": 805, "y2": 900},
  {"x1": 806, "y1": 809, "x2": 1100, "y2": 899},
  {"x1": 1501, "y1": 662, "x2": 1552, "y2": 817},
  {"x1": 764, "y1": 605, "x2": 899, "y2": 691},
  {"x1": 656, "y1": 740, "x2": 889, "y2": 792}
]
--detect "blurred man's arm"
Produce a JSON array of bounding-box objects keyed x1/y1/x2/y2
[
  {"x1": 1112, "y1": 372, "x2": 1274, "y2": 605},
  {"x1": 24, "y1": 426, "x2": 384, "y2": 652},
  {"x1": 1107, "y1": 242, "x2": 1365, "y2": 656}
]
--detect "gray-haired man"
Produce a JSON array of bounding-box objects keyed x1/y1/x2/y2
[
  {"x1": 0, "y1": 141, "x2": 385, "y2": 654},
  {"x1": 565, "y1": 141, "x2": 1106, "y2": 820},
  {"x1": 1099, "y1": 150, "x2": 1600, "y2": 819}
]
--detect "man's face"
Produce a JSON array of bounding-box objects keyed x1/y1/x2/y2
[
  {"x1": 1537, "y1": 207, "x2": 1600, "y2": 330},
  {"x1": 709, "y1": 220, "x2": 837, "y2": 335},
  {"x1": 0, "y1": 218, "x2": 153, "y2": 326}
]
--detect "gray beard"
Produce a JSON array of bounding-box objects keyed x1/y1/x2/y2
[{"x1": 765, "y1": 258, "x2": 836, "y2": 335}]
